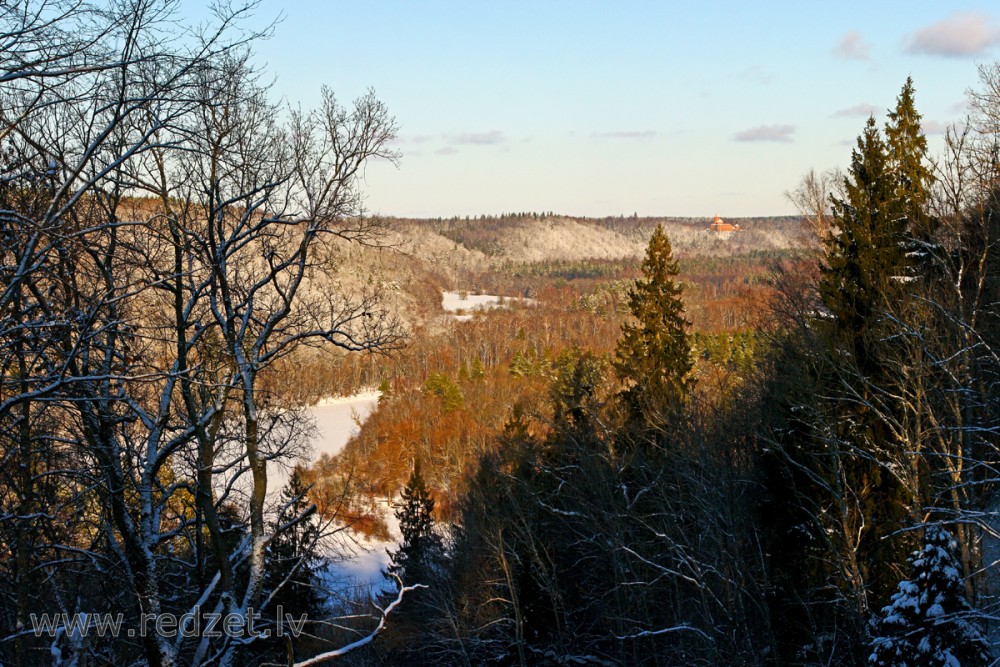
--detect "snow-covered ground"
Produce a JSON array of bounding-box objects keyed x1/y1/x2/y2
[
  {"x1": 441, "y1": 291, "x2": 535, "y2": 320},
  {"x1": 305, "y1": 391, "x2": 400, "y2": 600},
  {"x1": 258, "y1": 390, "x2": 396, "y2": 600},
  {"x1": 442, "y1": 291, "x2": 508, "y2": 312},
  {"x1": 311, "y1": 390, "x2": 381, "y2": 458},
  {"x1": 321, "y1": 498, "x2": 401, "y2": 602}
]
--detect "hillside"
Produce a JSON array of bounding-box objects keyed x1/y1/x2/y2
[
  {"x1": 317, "y1": 213, "x2": 807, "y2": 333},
  {"x1": 383, "y1": 213, "x2": 806, "y2": 272}
]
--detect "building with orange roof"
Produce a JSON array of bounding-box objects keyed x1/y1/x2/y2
[{"x1": 708, "y1": 215, "x2": 740, "y2": 234}]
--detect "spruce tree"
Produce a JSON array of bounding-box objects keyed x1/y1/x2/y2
[
  {"x1": 870, "y1": 525, "x2": 990, "y2": 667},
  {"x1": 807, "y1": 113, "x2": 917, "y2": 633},
  {"x1": 614, "y1": 224, "x2": 692, "y2": 422},
  {"x1": 766, "y1": 87, "x2": 937, "y2": 662},
  {"x1": 471, "y1": 356, "x2": 486, "y2": 381},
  {"x1": 824, "y1": 116, "x2": 915, "y2": 605},
  {"x1": 885, "y1": 77, "x2": 936, "y2": 251},
  {"x1": 550, "y1": 347, "x2": 606, "y2": 430},
  {"x1": 265, "y1": 467, "x2": 323, "y2": 622},
  {"x1": 821, "y1": 115, "x2": 907, "y2": 363},
  {"x1": 386, "y1": 459, "x2": 442, "y2": 587},
  {"x1": 424, "y1": 372, "x2": 464, "y2": 412}
]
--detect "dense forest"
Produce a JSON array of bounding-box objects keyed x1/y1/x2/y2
[
  {"x1": 3, "y1": 2, "x2": 1000, "y2": 666},
  {"x1": 335, "y1": 75, "x2": 1000, "y2": 666}
]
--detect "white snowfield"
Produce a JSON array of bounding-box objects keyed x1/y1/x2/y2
[
  {"x1": 266, "y1": 391, "x2": 381, "y2": 493},
  {"x1": 441, "y1": 290, "x2": 535, "y2": 321},
  {"x1": 307, "y1": 392, "x2": 399, "y2": 599},
  {"x1": 311, "y1": 390, "x2": 382, "y2": 458},
  {"x1": 259, "y1": 391, "x2": 395, "y2": 600},
  {"x1": 441, "y1": 291, "x2": 508, "y2": 312}
]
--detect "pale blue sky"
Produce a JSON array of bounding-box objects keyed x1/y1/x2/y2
[{"x1": 204, "y1": 2, "x2": 1000, "y2": 217}]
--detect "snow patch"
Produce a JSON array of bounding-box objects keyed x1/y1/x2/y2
[
  {"x1": 309, "y1": 393, "x2": 381, "y2": 459},
  {"x1": 320, "y1": 498, "x2": 401, "y2": 600},
  {"x1": 305, "y1": 394, "x2": 401, "y2": 599},
  {"x1": 441, "y1": 291, "x2": 535, "y2": 318}
]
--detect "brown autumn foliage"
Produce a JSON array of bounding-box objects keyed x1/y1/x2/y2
[{"x1": 297, "y1": 244, "x2": 801, "y2": 524}]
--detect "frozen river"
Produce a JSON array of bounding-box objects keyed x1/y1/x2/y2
[
  {"x1": 266, "y1": 390, "x2": 381, "y2": 493},
  {"x1": 310, "y1": 390, "x2": 381, "y2": 458},
  {"x1": 312, "y1": 391, "x2": 397, "y2": 595},
  {"x1": 260, "y1": 390, "x2": 394, "y2": 599},
  {"x1": 306, "y1": 391, "x2": 398, "y2": 599}
]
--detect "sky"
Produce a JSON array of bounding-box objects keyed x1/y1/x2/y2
[{"x1": 192, "y1": 1, "x2": 1000, "y2": 218}]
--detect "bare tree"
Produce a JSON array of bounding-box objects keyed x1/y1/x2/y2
[
  {"x1": 784, "y1": 167, "x2": 842, "y2": 244},
  {"x1": 0, "y1": 2, "x2": 408, "y2": 665}
]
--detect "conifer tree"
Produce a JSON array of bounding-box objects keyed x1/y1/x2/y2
[
  {"x1": 786, "y1": 112, "x2": 920, "y2": 639},
  {"x1": 378, "y1": 377, "x2": 393, "y2": 400},
  {"x1": 266, "y1": 467, "x2": 323, "y2": 622},
  {"x1": 386, "y1": 459, "x2": 443, "y2": 587},
  {"x1": 550, "y1": 348, "x2": 606, "y2": 431},
  {"x1": 822, "y1": 116, "x2": 917, "y2": 607},
  {"x1": 766, "y1": 84, "x2": 940, "y2": 663},
  {"x1": 424, "y1": 372, "x2": 464, "y2": 412},
  {"x1": 870, "y1": 525, "x2": 990, "y2": 667},
  {"x1": 614, "y1": 224, "x2": 692, "y2": 422},
  {"x1": 471, "y1": 357, "x2": 486, "y2": 381},
  {"x1": 885, "y1": 77, "x2": 936, "y2": 250},
  {"x1": 821, "y1": 115, "x2": 907, "y2": 361}
]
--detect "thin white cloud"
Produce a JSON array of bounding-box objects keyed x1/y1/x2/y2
[
  {"x1": 733, "y1": 124, "x2": 796, "y2": 143},
  {"x1": 739, "y1": 66, "x2": 772, "y2": 84},
  {"x1": 906, "y1": 12, "x2": 1000, "y2": 58},
  {"x1": 922, "y1": 120, "x2": 963, "y2": 135},
  {"x1": 449, "y1": 131, "x2": 506, "y2": 145},
  {"x1": 948, "y1": 99, "x2": 970, "y2": 114},
  {"x1": 591, "y1": 130, "x2": 658, "y2": 139},
  {"x1": 834, "y1": 31, "x2": 871, "y2": 60},
  {"x1": 921, "y1": 121, "x2": 946, "y2": 135},
  {"x1": 435, "y1": 146, "x2": 458, "y2": 156},
  {"x1": 833, "y1": 103, "x2": 880, "y2": 118},
  {"x1": 390, "y1": 134, "x2": 434, "y2": 145}
]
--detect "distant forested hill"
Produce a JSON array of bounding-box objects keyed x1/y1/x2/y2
[{"x1": 386, "y1": 213, "x2": 806, "y2": 264}]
